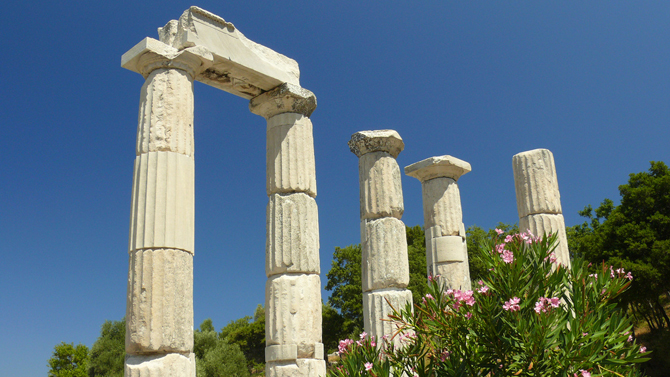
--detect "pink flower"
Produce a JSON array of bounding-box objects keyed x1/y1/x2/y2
[
  {"x1": 625, "y1": 272, "x2": 633, "y2": 281},
  {"x1": 628, "y1": 335, "x2": 633, "y2": 342},
  {"x1": 640, "y1": 346, "x2": 647, "y2": 353},
  {"x1": 582, "y1": 332, "x2": 588, "y2": 336},
  {"x1": 549, "y1": 253, "x2": 557, "y2": 263},
  {"x1": 465, "y1": 312, "x2": 472, "y2": 319},
  {"x1": 425, "y1": 293, "x2": 434, "y2": 300},
  {"x1": 338, "y1": 339, "x2": 354, "y2": 354},
  {"x1": 549, "y1": 297, "x2": 560, "y2": 308},
  {"x1": 360, "y1": 332, "x2": 368, "y2": 340},
  {"x1": 477, "y1": 285, "x2": 489, "y2": 294},
  {"x1": 505, "y1": 235, "x2": 513, "y2": 243},
  {"x1": 578, "y1": 370, "x2": 591, "y2": 377},
  {"x1": 503, "y1": 297, "x2": 521, "y2": 312},
  {"x1": 588, "y1": 273, "x2": 598, "y2": 278},
  {"x1": 495, "y1": 228, "x2": 504, "y2": 235},
  {"x1": 501, "y1": 250, "x2": 514, "y2": 264},
  {"x1": 365, "y1": 362, "x2": 373, "y2": 371},
  {"x1": 495, "y1": 243, "x2": 506, "y2": 254}
]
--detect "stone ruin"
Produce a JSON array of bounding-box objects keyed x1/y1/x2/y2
[{"x1": 120, "y1": 7, "x2": 570, "y2": 376}]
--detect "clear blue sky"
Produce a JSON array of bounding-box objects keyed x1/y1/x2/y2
[{"x1": 1, "y1": 2, "x2": 668, "y2": 375}]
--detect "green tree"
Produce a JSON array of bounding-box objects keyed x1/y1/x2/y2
[
  {"x1": 88, "y1": 319, "x2": 125, "y2": 377},
  {"x1": 48, "y1": 342, "x2": 90, "y2": 377},
  {"x1": 194, "y1": 318, "x2": 252, "y2": 377},
  {"x1": 220, "y1": 305, "x2": 265, "y2": 373},
  {"x1": 569, "y1": 161, "x2": 670, "y2": 331}
]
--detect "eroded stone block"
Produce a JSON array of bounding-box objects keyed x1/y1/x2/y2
[
  {"x1": 136, "y1": 68, "x2": 195, "y2": 156},
  {"x1": 266, "y1": 113, "x2": 316, "y2": 197},
  {"x1": 427, "y1": 235, "x2": 466, "y2": 264},
  {"x1": 348, "y1": 130, "x2": 404, "y2": 159},
  {"x1": 358, "y1": 152, "x2": 404, "y2": 220},
  {"x1": 129, "y1": 152, "x2": 194, "y2": 253},
  {"x1": 421, "y1": 178, "x2": 463, "y2": 235},
  {"x1": 265, "y1": 274, "x2": 322, "y2": 357},
  {"x1": 513, "y1": 149, "x2": 562, "y2": 218},
  {"x1": 265, "y1": 359, "x2": 326, "y2": 377},
  {"x1": 266, "y1": 193, "x2": 320, "y2": 277},
  {"x1": 251, "y1": 83, "x2": 317, "y2": 119},
  {"x1": 363, "y1": 289, "x2": 413, "y2": 344},
  {"x1": 125, "y1": 353, "x2": 195, "y2": 377},
  {"x1": 126, "y1": 248, "x2": 193, "y2": 354},
  {"x1": 519, "y1": 213, "x2": 571, "y2": 268},
  {"x1": 361, "y1": 218, "x2": 410, "y2": 292},
  {"x1": 404, "y1": 155, "x2": 471, "y2": 182}
]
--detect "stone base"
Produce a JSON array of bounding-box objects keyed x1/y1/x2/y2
[
  {"x1": 125, "y1": 353, "x2": 195, "y2": 377},
  {"x1": 266, "y1": 359, "x2": 326, "y2": 377}
]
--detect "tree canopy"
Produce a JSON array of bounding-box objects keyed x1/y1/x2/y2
[
  {"x1": 88, "y1": 318, "x2": 125, "y2": 377},
  {"x1": 569, "y1": 161, "x2": 670, "y2": 330},
  {"x1": 48, "y1": 342, "x2": 90, "y2": 377}
]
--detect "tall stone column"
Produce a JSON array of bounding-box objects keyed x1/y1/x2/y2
[
  {"x1": 405, "y1": 156, "x2": 472, "y2": 291},
  {"x1": 123, "y1": 41, "x2": 213, "y2": 376},
  {"x1": 513, "y1": 148, "x2": 571, "y2": 268},
  {"x1": 348, "y1": 130, "x2": 413, "y2": 345},
  {"x1": 250, "y1": 83, "x2": 325, "y2": 377}
]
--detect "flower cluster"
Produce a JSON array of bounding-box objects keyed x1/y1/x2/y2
[
  {"x1": 502, "y1": 297, "x2": 521, "y2": 312},
  {"x1": 445, "y1": 288, "x2": 475, "y2": 309},
  {"x1": 610, "y1": 266, "x2": 634, "y2": 281},
  {"x1": 534, "y1": 296, "x2": 560, "y2": 314}
]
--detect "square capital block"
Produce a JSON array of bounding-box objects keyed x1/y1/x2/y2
[
  {"x1": 405, "y1": 155, "x2": 471, "y2": 182},
  {"x1": 349, "y1": 130, "x2": 404, "y2": 159}
]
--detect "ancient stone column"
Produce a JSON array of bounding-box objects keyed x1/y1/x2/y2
[
  {"x1": 348, "y1": 130, "x2": 413, "y2": 345},
  {"x1": 513, "y1": 149, "x2": 571, "y2": 268},
  {"x1": 405, "y1": 155, "x2": 472, "y2": 291},
  {"x1": 250, "y1": 83, "x2": 325, "y2": 377},
  {"x1": 122, "y1": 40, "x2": 213, "y2": 376}
]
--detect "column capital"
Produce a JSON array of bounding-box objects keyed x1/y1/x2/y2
[
  {"x1": 249, "y1": 83, "x2": 317, "y2": 119},
  {"x1": 122, "y1": 37, "x2": 214, "y2": 79},
  {"x1": 405, "y1": 155, "x2": 471, "y2": 182},
  {"x1": 348, "y1": 130, "x2": 404, "y2": 159}
]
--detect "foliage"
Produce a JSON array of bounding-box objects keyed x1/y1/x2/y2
[
  {"x1": 466, "y1": 223, "x2": 518, "y2": 281},
  {"x1": 331, "y1": 230, "x2": 650, "y2": 376},
  {"x1": 330, "y1": 333, "x2": 402, "y2": 377},
  {"x1": 195, "y1": 318, "x2": 251, "y2": 377},
  {"x1": 569, "y1": 161, "x2": 670, "y2": 331},
  {"x1": 219, "y1": 305, "x2": 266, "y2": 373},
  {"x1": 48, "y1": 342, "x2": 90, "y2": 377},
  {"x1": 88, "y1": 318, "x2": 125, "y2": 377}
]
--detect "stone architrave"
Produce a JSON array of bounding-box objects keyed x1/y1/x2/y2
[
  {"x1": 513, "y1": 149, "x2": 571, "y2": 268},
  {"x1": 349, "y1": 130, "x2": 413, "y2": 345},
  {"x1": 251, "y1": 84, "x2": 325, "y2": 377},
  {"x1": 405, "y1": 155, "x2": 472, "y2": 290},
  {"x1": 122, "y1": 7, "x2": 324, "y2": 377}
]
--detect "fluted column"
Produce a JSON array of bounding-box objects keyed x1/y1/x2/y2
[
  {"x1": 348, "y1": 130, "x2": 413, "y2": 346},
  {"x1": 405, "y1": 155, "x2": 472, "y2": 290},
  {"x1": 513, "y1": 149, "x2": 571, "y2": 268},
  {"x1": 250, "y1": 83, "x2": 325, "y2": 377},
  {"x1": 122, "y1": 39, "x2": 213, "y2": 377}
]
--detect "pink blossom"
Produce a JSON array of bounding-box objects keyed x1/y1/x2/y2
[
  {"x1": 582, "y1": 332, "x2": 588, "y2": 336},
  {"x1": 495, "y1": 228, "x2": 504, "y2": 235},
  {"x1": 465, "y1": 312, "x2": 472, "y2": 319},
  {"x1": 625, "y1": 272, "x2": 633, "y2": 281},
  {"x1": 501, "y1": 250, "x2": 514, "y2": 264},
  {"x1": 549, "y1": 297, "x2": 560, "y2": 308},
  {"x1": 588, "y1": 273, "x2": 598, "y2": 278},
  {"x1": 640, "y1": 346, "x2": 647, "y2": 353},
  {"x1": 477, "y1": 285, "x2": 489, "y2": 294},
  {"x1": 505, "y1": 235, "x2": 513, "y2": 243},
  {"x1": 578, "y1": 370, "x2": 591, "y2": 377},
  {"x1": 503, "y1": 297, "x2": 521, "y2": 312},
  {"x1": 425, "y1": 293, "x2": 434, "y2": 300},
  {"x1": 338, "y1": 339, "x2": 354, "y2": 354},
  {"x1": 628, "y1": 335, "x2": 633, "y2": 342},
  {"x1": 549, "y1": 253, "x2": 557, "y2": 263},
  {"x1": 364, "y1": 362, "x2": 373, "y2": 371},
  {"x1": 495, "y1": 243, "x2": 506, "y2": 254},
  {"x1": 360, "y1": 332, "x2": 368, "y2": 340},
  {"x1": 440, "y1": 349, "x2": 450, "y2": 361}
]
